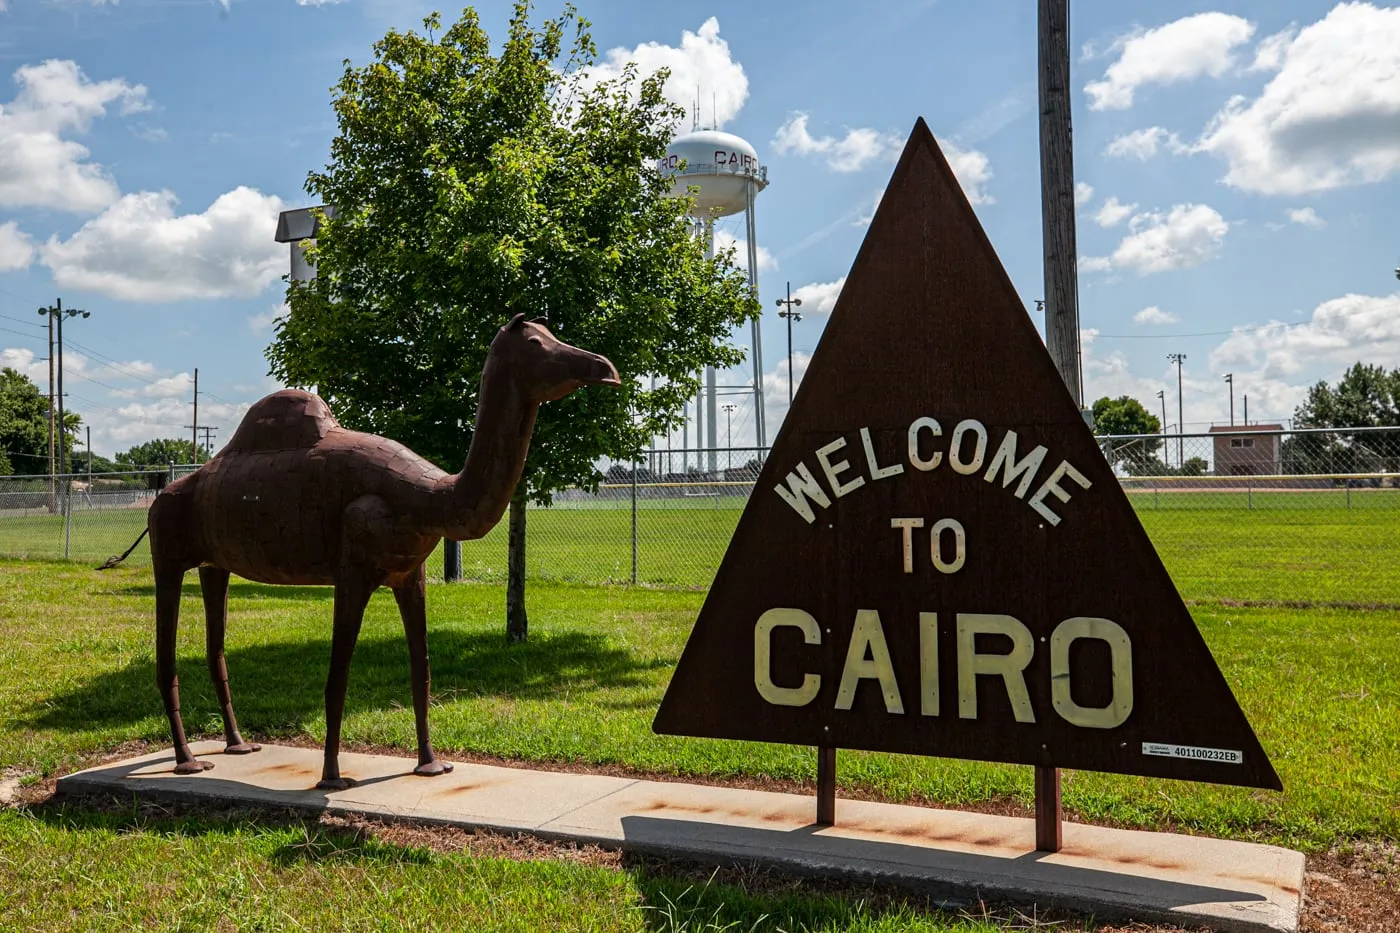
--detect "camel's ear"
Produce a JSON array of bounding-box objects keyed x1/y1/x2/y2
[{"x1": 507, "y1": 313, "x2": 527, "y2": 330}]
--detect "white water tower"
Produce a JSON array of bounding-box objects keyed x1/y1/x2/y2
[{"x1": 659, "y1": 129, "x2": 769, "y2": 470}]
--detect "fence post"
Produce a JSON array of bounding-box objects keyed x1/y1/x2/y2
[
  {"x1": 630, "y1": 457, "x2": 638, "y2": 585},
  {"x1": 62, "y1": 476, "x2": 72, "y2": 559}
]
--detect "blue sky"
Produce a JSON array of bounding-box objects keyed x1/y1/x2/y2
[{"x1": 2, "y1": 0, "x2": 1399, "y2": 462}]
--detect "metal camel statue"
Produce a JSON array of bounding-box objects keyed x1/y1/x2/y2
[{"x1": 146, "y1": 314, "x2": 619, "y2": 789}]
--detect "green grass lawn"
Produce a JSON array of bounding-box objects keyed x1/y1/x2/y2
[
  {"x1": 2, "y1": 559, "x2": 1396, "y2": 853},
  {"x1": 0, "y1": 805, "x2": 1003, "y2": 933}
]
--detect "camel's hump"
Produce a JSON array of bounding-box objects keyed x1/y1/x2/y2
[{"x1": 224, "y1": 389, "x2": 341, "y2": 453}]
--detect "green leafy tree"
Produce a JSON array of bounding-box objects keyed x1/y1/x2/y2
[
  {"x1": 1286, "y1": 363, "x2": 1400, "y2": 474},
  {"x1": 0, "y1": 367, "x2": 80, "y2": 477},
  {"x1": 1091, "y1": 395, "x2": 1162, "y2": 474},
  {"x1": 115, "y1": 438, "x2": 207, "y2": 468},
  {"x1": 267, "y1": 3, "x2": 757, "y2": 641}
]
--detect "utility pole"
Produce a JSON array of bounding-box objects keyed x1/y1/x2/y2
[
  {"x1": 46, "y1": 312, "x2": 55, "y2": 511},
  {"x1": 1243, "y1": 394, "x2": 1249, "y2": 426},
  {"x1": 86, "y1": 426, "x2": 91, "y2": 482},
  {"x1": 775, "y1": 282, "x2": 803, "y2": 406},
  {"x1": 1039, "y1": 0, "x2": 1084, "y2": 409},
  {"x1": 1225, "y1": 373, "x2": 1234, "y2": 427},
  {"x1": 1168, "y1": 353, "x2": 1187, "y2": 468},
  {"x1": 1034, "y1": 0, "x2": 1081, "y2": 855},
  {"x1": 197, "y1": 426, "x2": 218, "y2": 460},
  {"x1": 37, "y1": 299, "x2": 90, "y2": 479},
  {"x1": 191, "y1": 368, "x2": 198, "y2": 463}
]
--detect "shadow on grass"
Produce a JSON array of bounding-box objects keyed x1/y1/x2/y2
[
  {"x1": 24, "y1": 628, "x2": 672, "y2": 735},
  {"x1": 114, "y1": 582, "x2": 334, "y2": 602}
]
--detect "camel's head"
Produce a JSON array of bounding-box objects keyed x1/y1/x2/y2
[{"x1": 492, "y1": 313, "x2": 622, "y2": 403}]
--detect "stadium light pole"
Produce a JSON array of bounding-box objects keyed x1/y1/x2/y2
[
  {"x1": 37, "y1": 300, "x2": 90, "y2": 479},
  {"x1": 722, "y1": 403, "x2": 736, "y2": 469},
  {"x1": 1168, "y1": 353, "x2": 1187, "y2": 468},
  {"x1": 1225, "y1": 373, "x2": 1234, "y2": 427},
  {"x1": 775, "y1": 283, "x2": 803, "y2": 406}
]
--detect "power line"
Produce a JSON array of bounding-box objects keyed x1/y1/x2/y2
[
  {"x1": 0, "y1": 312, "x2": 44, "y2": 330},
  {"x1": 1091, "y1": 320, "x2": 1308, "y2": 341}
]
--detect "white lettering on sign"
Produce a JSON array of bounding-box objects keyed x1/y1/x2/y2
[
  {"x1": 753, "y1": 609, "x2": 822, "y2": 706},
  {"x1": 774, "y1": 463, "x2": 831, "y2": 524},
  {"x1": 983, "y1": 431, "x2": 1049, "y2": 499},
  {"x1": 891, "y1": 517, "x2": 924, "y2": 573},
  {"x1": 751, "y1": 610, "x2": 1136, "y2": 728},
  {"x1": 948, "y1": 420, "x2": 988, "y2": 474},
  {"x1": 815, "y1": 437, "x2": 866, "y2": 499},
  {"x1": 891, "y1": 517, "x2": 965, "y2": 574},
  {"x1": 1028, "y1": 460, "x2": 1092, "y2": 526},
  {"x1": 930, "y1": 518, "x2": 966, "y2": 574},
  {"x1": 774, "y1": 416, "x2": 1092, "y2": 526},
  {"x1": 1142, "y1": 742, "x2": 1243, "y2": 764},
  {"x1": 861, "y1": 427, "x2": 905, "y2": 481},
  {"x1": 908, "y1": 417, "x2": 943, "y2": 470},
  {"x1": 835, "y1": 610, "x2": 903, "y2": 713},
  {"x1": 1051, "y1": 617, "x2": 1134, "y2": 728},
  {"x1": 957, "y1": 614, "x2": 1036, "y2": 723}
]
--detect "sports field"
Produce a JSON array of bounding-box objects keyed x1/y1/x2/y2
[{"x1": 3, "y1": 486, "x2": 1399, "y2": 604}]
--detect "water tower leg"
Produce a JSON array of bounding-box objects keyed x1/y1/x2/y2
[{"x1": 745, "y1": 182, "x2": 766, "y2": 449}]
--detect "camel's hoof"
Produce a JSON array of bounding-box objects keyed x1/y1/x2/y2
[
  {"x1": 174, "y1": 760, "x2": 215, "y2": 774},
  {"x1": 316, "y1": 777, "x2": 355, "y2": 791},
  {"x1": 414, "y1": 760, "x2": 454, "y2": 777},
  {"x1": 224, "y1": 742, "x2": 261, "y2": 755}
]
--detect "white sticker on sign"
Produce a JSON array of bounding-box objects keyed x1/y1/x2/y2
[{"x1": 1142, "y1": 742, "x2": 1243, "y2": 764}]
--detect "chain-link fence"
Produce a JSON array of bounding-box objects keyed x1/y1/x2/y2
[
  {"x1": 0, "y1": 467, "x2": 198, "y2": 565},
  {"x1": 5, "y1": 428, "x2": 1398, "y2": 605},
  {"x1": 456, "y1": 428, "x2": 1400, "y2": 605}
]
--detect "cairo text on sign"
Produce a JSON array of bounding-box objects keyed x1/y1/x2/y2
[{"x1": 755, "y1": 413, "x2": 1140, "y2": 736}]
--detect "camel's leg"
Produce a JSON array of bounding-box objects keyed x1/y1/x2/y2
[
  {"x1": 393, "y1": 563, "x2": 453, "y2": 777},
  {"x1": 156, "y1": 563, "x2": 212, "y2": 774},
  {"x1": 317, "y1": 574, "x2": 375, "y2": 790},
  {"x1": 199, "y1": 566, "x2": 260, "y2": 756}
]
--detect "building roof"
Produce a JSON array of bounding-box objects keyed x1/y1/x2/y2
[{"x1": 1207, "y1": 424, "x2": 1285, "y2": 433}]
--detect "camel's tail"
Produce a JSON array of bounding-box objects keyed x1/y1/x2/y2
[{"x1": 97, "y1": 527, "x2": 150, "y2": 570}]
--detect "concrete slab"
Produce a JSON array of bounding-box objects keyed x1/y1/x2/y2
[{"x1": 58, "y1": 743, "x2": 1303, "y2": 933}]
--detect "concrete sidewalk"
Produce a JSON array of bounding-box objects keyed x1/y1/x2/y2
[{"x1": 57, "y1": 742, "x2": 1303, "y2": 933}]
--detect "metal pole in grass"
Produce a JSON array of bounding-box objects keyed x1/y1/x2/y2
[
  {"x1": 63, "y1": 474, "x2": 72, "y2": 559},
  {"x1": 631, "y1": 457, "x2": 638, "y2": 585}
]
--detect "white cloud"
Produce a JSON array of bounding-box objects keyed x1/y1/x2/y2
[
  {"x1": 790, "y1": 276, "x2": 845, "y2": 315},
  {"x1": 1075, "y1": 182, "x2": 1095, "y2": 206},
  {"x1": 1287, "y1": 207, "x2": 1325, "y2": 228},
  {"x1": 1249, "y1": 26, "x2": 1298, "y2": 72},
  {"x1": 772, "y1": 113, "x2": 900, "y2": 173},
  {"x1": 1085, "y1": 13, "x2": 1255, "y2": 110},
  {"x1": 1109, "y1": 204, "x2": 1229, "y2": 275},
  {"x1": 1134, "y1": 306, "x2": 1179, "y2": 326},
  {"x1": 940, "y1": 139, "x2": 994, "y2": 205},
  {"x1": 1211, "y1": 292, "x2": 1400, "y2": 379},
  {"x1": 1078, "y1": 255, "x2": 1113, "y2": 273},
  {"x1": 1194, "y1": 3, "x2": 1400, "y2": 194},
  {"x1": 854, "y1": 188, "x2": 884, "y2": 227},
  {"x1": 761, "y1": 349, "x2": 812, "y2": 433},
  {"x1": 0, "y1": 220, "x2": 33, "y2": 270},
  {"x1": 581, "y1": 18, "x2": 747, "y2": 129},
  {"x1": 1105, "y1": 126, "x2": 1183, "y2": 160},
  {"x1": 713, "y1": 229, "x2": 776, "y2": 272},
  {"x1": 1093, "y1": 196, "x2": 1136, "y2": 228},
  {"x1": 40, "y1": 186, "x2": 288, "y2": 301},
  {"x1": 0, "y1": 59, "x2": 149, "y2": 212},
  {"x1": 249, "y1": 302, "x2": 287, "y2": 336},
  {"x1": 297, "y1": 0, "x2": 346, "y2": 5}
]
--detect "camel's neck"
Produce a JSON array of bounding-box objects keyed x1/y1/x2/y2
[{"x1": 437, "y1": 363, "x2": 539, "y2": 541}]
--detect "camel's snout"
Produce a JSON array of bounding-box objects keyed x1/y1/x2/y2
[{"x1": 586, "y1": 354, "x2": 622, "y2": 388}]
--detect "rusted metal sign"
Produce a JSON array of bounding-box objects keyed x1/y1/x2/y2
[{"x1": 653, "y1": 119, "x2": 1281, "y2": 791}]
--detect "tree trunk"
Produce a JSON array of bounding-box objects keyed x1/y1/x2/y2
[{"x1": 506, "y1": 492, "x2": 528, "y2": 643}]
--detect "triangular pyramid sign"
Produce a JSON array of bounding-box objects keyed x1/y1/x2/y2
[{"x1": 654, "y1": 119, "x2": 1281, "y2": 791}]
